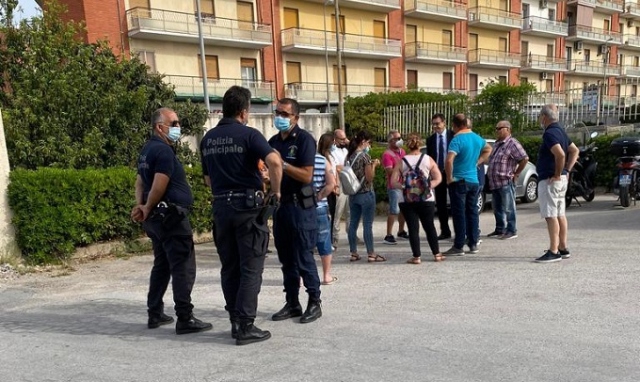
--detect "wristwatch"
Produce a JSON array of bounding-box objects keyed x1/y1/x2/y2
[{"x1": 283, "y1": 162, "x2": 289, "y2": 171}]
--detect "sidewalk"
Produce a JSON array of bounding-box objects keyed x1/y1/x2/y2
[{"x1": 1, "y1": 195, "x2": 639, "y2": 382}]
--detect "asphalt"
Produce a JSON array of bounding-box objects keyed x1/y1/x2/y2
[{"x1": 1, "y1": 194, "x2": 640, "y2": 382}]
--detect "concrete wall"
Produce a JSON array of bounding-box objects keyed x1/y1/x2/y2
[{"x1": 0, "y1": 109, "x2": 19, "y2": 258}]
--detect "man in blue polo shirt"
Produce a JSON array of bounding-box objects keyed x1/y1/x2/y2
[
  {"x1": 535, "y1": 104, "x2": 579, "y2": 263},
  {"x1": 268, "y1": 98, "x2": 322, "y2": 324},
  {"x1": 201, "y1": 86, "x2": 283, "y2": 345},
  {"x1": 443, "y1": 114, "x2": 492, "y2": 256}
]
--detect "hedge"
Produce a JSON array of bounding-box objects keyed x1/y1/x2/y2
[{"x1": 8, "y1": 166, "x2": 213, "y2": 264}]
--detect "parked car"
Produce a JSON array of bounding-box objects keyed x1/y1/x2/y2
[{"x1": 420, "y1": 139, "x2": 538, "y2": 212}]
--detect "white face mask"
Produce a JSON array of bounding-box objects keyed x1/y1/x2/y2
[{"x1": 396, "y1": 139, "x2": 404, "y2": 148}]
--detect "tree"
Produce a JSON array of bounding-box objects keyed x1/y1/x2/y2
[
  {"x1": 0, "y1": 0, "x2": 19, "y2": 26},
  {"x1": 0, "y1": 1, "x2": 208, "y2": 170}
]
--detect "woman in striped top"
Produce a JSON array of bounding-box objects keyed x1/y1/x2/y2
[{"x1": 314, "y1": 133, "x2": 338, "y2": 285}]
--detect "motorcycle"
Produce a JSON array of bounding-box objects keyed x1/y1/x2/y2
[
  {"x1": 566, "y1": 134, "x2": 598, "y2": 207},
  {"x1": 611, "y1": 136, "x2": 640, "y2": 208}
]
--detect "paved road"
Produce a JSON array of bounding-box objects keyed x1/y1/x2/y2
[{"x1": 1, "y1": 195, "x2": 639, "y2": 382}]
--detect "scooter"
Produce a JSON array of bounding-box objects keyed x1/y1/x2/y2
[
  {"x1": 611, "y1": 136, "x2": 640, "y2": 208},
  {"x1": 566, "y1": 132, "x2": 598, "y2": 207}
]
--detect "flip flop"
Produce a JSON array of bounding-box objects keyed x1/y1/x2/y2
[{"x1": 322, "y1": 276, "x2": 338, "y2": 285}]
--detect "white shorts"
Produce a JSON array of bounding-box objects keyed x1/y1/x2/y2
[{"x1": 538, "y1": 175, "x2": 568, "y2": 218}]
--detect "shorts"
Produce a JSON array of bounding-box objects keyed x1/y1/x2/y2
[
  {"x1": 316, "y1": 205, "x2": 333, "y2": 256},
  {"x1": 387, "y1": 188, "x2": 402, "y2": 215},
  {"x1": 538, "y1": 176, "x2": 568, "y2": 218}
]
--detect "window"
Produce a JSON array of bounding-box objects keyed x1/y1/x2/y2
[
  {"x1": 241, "y1": 58, "x2": 257, "y2": 86},
  {"x1": 442, "y1": 30, "x2": 452, "y2": 46},
  {"x1": 469, "y1": 74, "x2": 478, "y2": 92},
  {"x1": 407, "y1": 70, "x2": 418, "y2": 88},
  {"x1": 469, "y1": 33, "x2": 478, "y2": 50},
  {"x1": 198, "y1": 55, "x2": 219, "y2": 80},
  {"x1": 545, "y1": 79, "x2": 553, "y2": 92},
  {"x1": 584, "y1": 49, "x2": 591, "y2": 62},
  {"x1": 547, "y1": 44, "x2": 554, "y2": 59},
  {"x1": 331, "y1": 14, "x2": 346, "y2": 33},
  {"x1": 635, "y1": 56, "x2": 639, "y2": 67},
  {"x1": 443, "y1": 72, "x2": 452, "y2": 90},
  {"x1": 522, "y1": 3, "x2": 529, "y2": 18},
  {"x1": 283, "y1": 8, "x2": 299, "y2": 29},
  {"x1": 521, "y1": 77, "x2": 528, "y2": 83},
  {"x1": 333, "y1": 65, "x2": 347, "y2": 92},
  {"x1": 130, "y1": 0, "x2": 150, "y2": 17},
  {"x1": 373, "y1": 21, "x2": 386, "y2": 39},
  {"x1": 632, "y1": 85, "x2": 637, "y2": 97},
  {"x1": 136, "y1": 51, "x2": 156, "y2": 72},
  {"x1": 620, "y1": 23, "x2": 624, "y2": 35},
  {"x1": 406, "y1": 25, "x2": 417, "y2": 43},
  {"x1": 604, "y1": 19, "x2": 611, "y2": 31},
  {"x1": 498, "y1": 76, "x2": 507, "y2": 84},
  {"x1": 548, "y1": 9, "x2": 555, "y2": 21},
  {"x1": 195, "y1": 0, "x2": 214, "y2": 16},
  {"x1": 286, "y1": 61, "x2": 301, "y2": 85},
  {"x1": 237, "y1": 1, "x2": 254, "y2": 30},
  {"x1": 374, "y1": 68, "x2": 387, "y2": 90},
  {"x1": 499, "y1": 37, "x2": 508, "y2": 52}
]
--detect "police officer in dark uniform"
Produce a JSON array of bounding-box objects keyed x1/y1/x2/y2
[
  {"x1": 131, "y1": 107, "x2": 212, "y2": 335},
  {"x1": 201, "y1": 86, "x2": 283, "y2": 345},
  {"x1": 269, "y1": 98, "x2": 323, "y2": 324}
]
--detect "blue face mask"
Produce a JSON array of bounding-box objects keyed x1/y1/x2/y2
[
  {"x1": 167, "y1": 127, "x2": 181, "y2": 142},
  {"x1": 363, "y1": 146, "x2": 370, "y2": 154},
  {"x1": 330, "y1": 144, "x2": 337, "y2": 152},
  {"x1": 274, "y1": 116, "x2": 291, "y2": 132}
]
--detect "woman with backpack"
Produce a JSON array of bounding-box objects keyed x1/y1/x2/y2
[
  {"x1": 391, "y1": 132, "x2": 444, "y2": 264},
  {"x1": 345, "y1": 130, "x2": 384, "y2": 263}
]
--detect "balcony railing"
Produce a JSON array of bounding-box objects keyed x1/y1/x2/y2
[
  {"x1": 596, "y1": 0, "x2": 624, "y2": 13},
  {"x1": 468, "y1": 6, "x2": 521, "y2": 30},
  {"x1": 281, "y1": 28, "x2": 402, "y2": 58},
  {"x1": 568, "y1": 24, "x2": 623, "y2": 44},
  {"x1": 568, "y1": 60, "x2": 622, "y2": 76},
  {"x1": 284, "y1": 82, "x2": 403, "y2": 102},
  {"x1": 403, "y1": 0, "x2": 467, "y2": 21},
  {"x1": 521, "y1": 16, "x2": 568, "y2": 36},
  {"x1": 521, "y1": 54, "x2": 567, "y2": 71},
  {"x1": 126, "y1": 7, "x2": 272, "y2": 47},
  {"x1": 567, "y1": 0, "x2": 597, "y2": 6},
  {"x1": 468, "y1": 49, "x2": 521, "y2": 67},
  {"x1": 622, "y1": 65, "x2": 640, "y2": 77},
  {"x1": 624, "y1": 3, "x2": 640, "y2": 18},
  {"x1": 306, "y1": 0, "x2": 400, "y2": 12},
  {"x1": 165, "y1": 75, "x2": 275, "y2": 101},
  {"x1": 413, "y1": 87, "x2": 467, "y2": 95},
  {"x1": 624, "y1": 34, "x2": 640, "y2": 48},
  {"x1": 405, "y1": 42, "x2": 467, "y2": 63}
]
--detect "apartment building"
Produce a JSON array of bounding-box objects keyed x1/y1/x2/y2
[{"x1": 38, "y1": 0, "x2": 640, "y2": 111}]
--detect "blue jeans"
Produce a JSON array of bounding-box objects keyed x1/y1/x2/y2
[
  {"x1": 491, "y1": 181, "x2": 517, "y2": 235},
  {"x1": 448, "y1": 181, "x2": 480, "y2": 249},
  {"x1": 348, "y1": 191, "x2": 375, "y2": 254},
  {"x1": 316, "y1": 205, "x2": 333, "y2": 256}
]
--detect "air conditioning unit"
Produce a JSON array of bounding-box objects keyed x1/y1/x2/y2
[
  {"x1": 599, "y1": 44, "x2": 608, "y2": 55},
  {"x1": 574, "y1": 41, "x2": 584, "y2": 51},
  {"x1": 540, "y1": 72, "x2": 548, "y2": 80},
  {"x1": 629, "y1": 20, "x2": 635, "y2": 28},
  {"x1": 539, "y1": 0, "x2": 548, "y2": 8}
]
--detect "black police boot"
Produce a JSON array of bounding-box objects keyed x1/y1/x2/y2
[
  {"x1": 236, "y1": 321, "x2": 272, "y2": 346},
  {"x1": 230, "y1": 320, "x2": 239, "y2": 339},
  {"x1": 148, "y1": 312, "x2": 174, "y2": 329},
  {"x1": 175, "y1": 314, "x2": 213, "y2": 335},
  {"x1": 271, "y1": 299, "x2": 303, "y2": 321},
  {"x1": 300, "y1": 298, "x2": 322, "y2": 324}
]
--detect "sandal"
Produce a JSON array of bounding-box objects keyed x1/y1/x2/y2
[
  {"x1": 368, "y1": 254, "x2": 387, "y2": 262},
  {"x1": 350, "y1": 253, "x2": 361, "y2": 262},
  {"x1": 433, "y1": 254, "x2": 445, "y2": 262},
  {"x1": 406, "y1": 257, "x2": 421, "y2": 264}
]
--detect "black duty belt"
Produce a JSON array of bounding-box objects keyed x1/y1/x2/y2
[
  {"x1": 213, "y1": 192, "x2": 248, "y2": 199},
  {"x1": 280, "y1": 194, "x2": 298, "y2": 204}
]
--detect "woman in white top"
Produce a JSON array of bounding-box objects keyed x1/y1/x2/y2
[{"x1": 391, "y1": 132, "x2": 444, "y2": 263}]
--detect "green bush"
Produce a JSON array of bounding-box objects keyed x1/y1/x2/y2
[{"x1": 8, "y1": 166, "x2": 213, "y2": 264}]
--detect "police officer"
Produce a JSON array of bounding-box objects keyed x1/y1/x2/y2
[
  {"x1": 269, "y1": 98, "x2": 323, "y2": 324},
  {"x1": 131, "y1": 107, "x2": 212, "y2": 335},
  {"x1": 200, "y1": 86, "x2": 283, "y2": 345}
]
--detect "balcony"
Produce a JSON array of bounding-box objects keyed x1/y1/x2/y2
[
  {"x1": 405, "y1": 42, "x2": 467, "y2": 64},
  {"x1": 468, "y1": 7, "x2": 521, "y2": 31},
  {"x1": 126, "y1": 8, "x2": 272, "y2": 48},
  {"x1": 520, "y1": 54, "x2": 567, "y2": 72},
  {"x1": 567, "y1": 0, "x2": 597, "y2": 6},
  {"x1": 595, "y1": 0, "x2": 624, "y2": 14},
  {"x1": 403, "y1": 0, "x2": 468, "y2": 23},
  {"x1": 623, "y1": 34, "x2": 640, "y2": 49},
  {"x1": 622, "y1": 3, "x2": 640, "y2": 20},
  {"x1": 566, "y1": 60, "x2": 622, "y2": 76},
  {"x1": 281, "y1": 28, "x2": 402, "y2": 59},
  {"x1": 467, "y1": 49, "x2": 520, "y2": 68},
  {"x1": 413, "y1": 87, "x2": 467, "y2": 95},
  {"x1": 521, "y1": 16, "x2": 568, "y2": 37},
  {"x1": 284, "y1": 82, "x2": 402, "y2": 104},
  {"x1": 622, "y1": 65, "x2": 640, "y2": 77},
  {"x1": 304, "y1": 0, "x2": 400, "y2": 12},
  {"x1": 567, "y1": 25, "x2": 623, "y2": 44},
  {"x1": 165, "y1": 75, "x2": 275, "y2": 102},
  {"x1": 528, "y1": 93, "x2": 567, "y2": 107}
]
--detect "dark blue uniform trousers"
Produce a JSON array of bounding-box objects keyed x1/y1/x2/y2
[
  {"x1": 143, "y1": 212, "x2": 196, "y2": 320},
  {"x1": 273, "y1": 202, "x2": 321, "y2": 302}
]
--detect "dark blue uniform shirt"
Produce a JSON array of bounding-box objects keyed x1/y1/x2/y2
[
  {"x1": 268, "y1": 125, "x2": 316, "y2": 195},
  {"x1": 537, "y1": 122, "x2": 571, "y2": 180},
  {"x1": 200, "y1": 117, "x2": 274, "y2": 195},
  {"x1": 137, "y1": 136, "x2": 193, "y2": 207}
]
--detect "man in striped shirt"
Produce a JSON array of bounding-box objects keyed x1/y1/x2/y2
[{"x1": 486, "y1": 120, "x2": 528, "y2": 240}]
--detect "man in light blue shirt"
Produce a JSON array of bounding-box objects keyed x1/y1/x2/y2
[{"x1": 443, "y1": 114, "x2": 492, "y2": 255}]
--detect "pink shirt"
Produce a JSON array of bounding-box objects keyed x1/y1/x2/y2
[{"x1": 382, "y1": 148, "x2": 405, "y2": 189}]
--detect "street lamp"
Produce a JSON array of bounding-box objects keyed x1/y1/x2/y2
[
  {"x1": 195, "y1": 0, "x2": 213, "y2": 131},
  {"x1": 334, "y1": 0, "x2": 345, "y2": 129},
  {"x1": 596, "y1": 37, "x2": 614, "y2": 126},
  {"x1": 323, "y1": 0, "x2": 333, "y2": 113}
]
